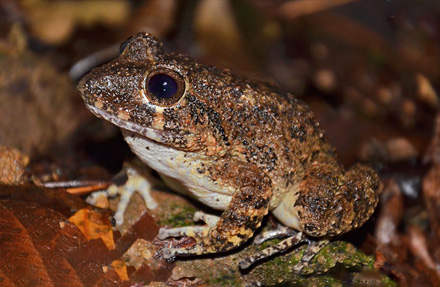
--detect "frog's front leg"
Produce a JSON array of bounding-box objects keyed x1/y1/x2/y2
[
  {"x1": 158, "y1": 211, "x2": 219, "y2": 241},
  {"x1": 86, "y1": 167, "x2": 157, "y2": 226},
  {"x1": 159, "y1": 177, "x2": 272, "y2": 259}
]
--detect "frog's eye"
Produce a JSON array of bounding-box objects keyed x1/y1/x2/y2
[{"x1": 144, "y1": 69, "x2": 185, "y2": 106}]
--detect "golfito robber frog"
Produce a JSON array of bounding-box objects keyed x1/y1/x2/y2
[{"x1": 78, "y1": 33, "x2": 380, "y2": 270}]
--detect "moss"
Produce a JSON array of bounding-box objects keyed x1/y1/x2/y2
[
  {"x1": 243, "y1": 241, "x2": 395, "y2": 286},
  {"x1": 157, "y1": 204, "x2": 198, "y2": 227}
]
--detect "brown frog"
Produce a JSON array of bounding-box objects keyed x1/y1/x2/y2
[{"x1": 78, "y1": 33, "x2": 380, "y2": 270}]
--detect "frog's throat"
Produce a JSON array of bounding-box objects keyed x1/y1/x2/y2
[{"x1": 86, "y1": 104, "x2": 165, "y2": 143}]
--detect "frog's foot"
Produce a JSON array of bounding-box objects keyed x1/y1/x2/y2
[
  {"x1": 159, "y1": 237, "x2": 206, "y2": 260},
  {"x1": 193, "y1": 211, "x2": 220, "y2": 227},
  {"x1": 239, "y1": 231, "x2": 307, "y2": 269},
  {"x1": 158, "y1": 224, "x2": 213, "y2": 260},
  {"x1": 240, "y1": 230, "x2": 329, "y2": 271},
  {"x1": 86, "y1": 167, "x2": 158, "y2": 226},
  {"x1": 253, "y1": 224, "x2": 296, "y2": 244},
  {"x1": 292, "y1": 239, "x2": 329, "y2": 272},
  {"x1": 158, "y1": 225, "x2": 210, "y2": 241},
  {"x1": 158, "y1": 211, "x2": 221, "y2": 259},
  {"x1": 158, "y1": 211, "x2": 219, "y2": 239}
]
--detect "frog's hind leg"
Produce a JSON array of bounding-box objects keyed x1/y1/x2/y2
[
  {"x1": 295, "y1": 162, "x2": 380, "y2": 237},
  {"x1": 241, "y1": 161, "x2": 379, "y2": 270}
]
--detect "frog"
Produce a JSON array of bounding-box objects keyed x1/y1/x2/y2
[{"x1": 78, "y1": 32, "x2": 380, "y2": 270}]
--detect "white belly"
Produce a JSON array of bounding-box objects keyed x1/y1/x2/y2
[{"x1": 122, "y1": 132, "x2": 234, "y2": 210}]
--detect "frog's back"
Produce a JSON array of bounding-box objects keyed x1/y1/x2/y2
[{"x1": 184, "y1": 61, "x2": 340, "y2": 199}]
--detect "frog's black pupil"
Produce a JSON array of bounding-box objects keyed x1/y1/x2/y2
[{"x1": 148, "y1": 74, "x2": 178, "y2": 99}]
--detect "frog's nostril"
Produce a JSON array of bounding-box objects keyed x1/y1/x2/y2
[
  {"x1": 119, "y1": 36, "x2": 133, "y2": 55},
  {"x1": 78, "y1": 75, "x2": 98, "y2": 95},
  {"x1": 77, "y1": 78, "x2": 87, "y2": 92}
]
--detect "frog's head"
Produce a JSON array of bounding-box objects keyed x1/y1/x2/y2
[{"x1": 78, "y1": 33, "x2": 231, "y2": 155}]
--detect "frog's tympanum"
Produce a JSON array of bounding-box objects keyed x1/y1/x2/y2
[{"x1": 78, "y1": 33, "x2": 380, "y2": 270}]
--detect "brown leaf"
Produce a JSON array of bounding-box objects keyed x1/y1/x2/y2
[
  {"x1": 0, "y1": 185, "x2": 170, "y2": 286},
  {"x1": 110, "y1": 260, "x2": 129, "y2": 282},
  {"x1": 69, "y1": 209, "x2": 115, "y2": 250},
  {"x1": 1, "y1": 199, "x2": 85, "y2": 286}
]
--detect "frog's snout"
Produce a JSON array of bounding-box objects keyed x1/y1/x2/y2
[
  {"x1": 77, "y1": 65, "x2": 119, "y2": 105},
  {"x1": 77, "y1": 71, "x2": 97, "y2": 100}
]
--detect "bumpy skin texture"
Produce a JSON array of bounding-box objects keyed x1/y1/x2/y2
[{"x1": 78, "y1": 33, "x2": 380, "y2": 257}]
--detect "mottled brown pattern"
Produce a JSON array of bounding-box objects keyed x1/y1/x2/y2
[{"x1": 78, "y1": 33, "x2": 380, "y2": 259}]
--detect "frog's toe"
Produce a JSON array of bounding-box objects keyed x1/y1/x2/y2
[
  {"x1": 161, "y1": 247, "x2": 177, "y2": 260},
  {"x1": 239, "y1": 231, "x2": 306, "y2": 269},
  {"x1": 158, "y1": 225, "x2": 210, "y2": 240},
  {"x1": 87, "y1": 167, "x2": 157, "y2": 226},
  {"x1": 240, "y1": 232, "x2": 329, "y2": 272},
  {"x1": 253, "y1": 224, "x2": 296, "y2": 244},
  {"x1": 193, "y1": 211, "x2": 220, "y2": 227},
  {"x1": 126, "y1": 167, "x2": 158, "y2": 208},
  {"x1": 113, "y1": 168, "x2": 157, "y2": 225},
  {"x1": 161, "y1": 244, "x2": 204, "y2": 259},
  {"x1": 292, "y1": 239, "x2": 329, "y2": 272}
]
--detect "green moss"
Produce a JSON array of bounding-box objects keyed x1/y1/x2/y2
[
  {"x1": 157, "y1": 204, "x2": 198, "y2": 227},
  {"x1": 243, "y1": 240, "x2": 394, "y2": 286}
]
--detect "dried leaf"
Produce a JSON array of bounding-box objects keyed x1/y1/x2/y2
[
  {"x1": 110, "y1": 260, "x2": 129, "y2": 282},
  {"x1": 0, "y1": 185, "x2": 171, "y2": 286},
  {"x1": 69, "y1": 209, "x2": 115, "y2": 250}
]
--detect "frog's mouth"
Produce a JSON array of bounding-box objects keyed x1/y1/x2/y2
[{"x1": 86, "y1": 104, "x2": 166, "y2": 144}]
